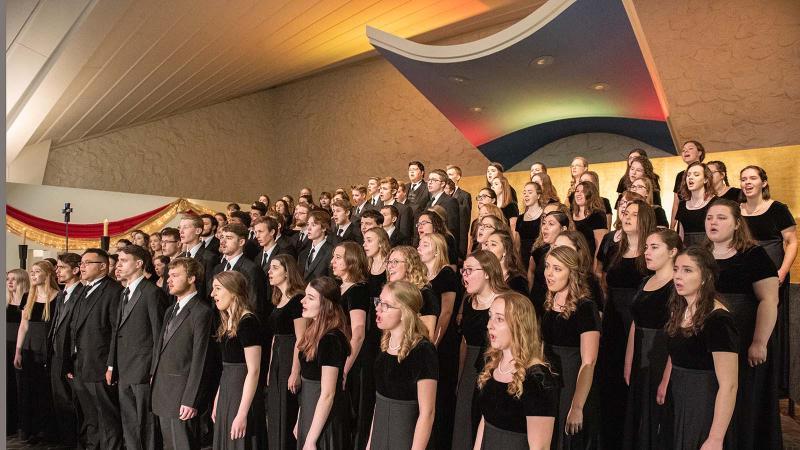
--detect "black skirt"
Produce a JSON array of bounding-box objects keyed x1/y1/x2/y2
[
  {"x1": 18, "y1": 322, "x2": 53, "y2": 438},
  {"x1": 480, "y1": 421, "x2": 527, "y2": 449},
  {"x1": 267, "y1": 334, "x2": 298, "y2": 450},
  {"x1": 346, "y1": 360, "x2": 375, "y2": 450},
  {"x1": 452, "y1": 344, "x2": 482, "y2": 450},
  {"x1": 434, "y1": 323, "x2": 461, "y2": 450},
  {"x1": 671, "y1": 365, "x2": 732, "y2": 449},
  {"x1": 547, "y1": 345, "x2": 600, "y2": 450},
  {"x1": 622, "y1": 327, "x2": 672, "y2": 450},
  {"x1": 758, "y1": 238, "x2": 791, "y2": 397},
  {"x1": 371, "y1": 392, "x2": 419, "y2": 450},
  {"x1": 297, "y1": 377, "x2": 351, "y2": 449},
  {"x1": 213, "y1": 363, "x2": 266, "y2": 450},
  {"x1": 719, "y1": 292, "x2": 782, "y2": 449},
  {"x1": 682, "y1": 231, "x2": 706, "y2": 247}
]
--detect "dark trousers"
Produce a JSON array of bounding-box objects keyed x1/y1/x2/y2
[
  {"x1": 159, "y1": 415, "x2": 201, "y2": 450},
  {"x1": 72, "y1": 379, "x2": 123, "y2": 450},
  {"x1": 49, "y1": 364, "x2": 79, "y2": 445},
  {"x1": 119, "y1": 382, "x2": 157, "y2": 450}
]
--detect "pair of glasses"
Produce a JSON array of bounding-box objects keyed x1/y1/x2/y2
[
  {"x1": 387, "y1": 259, "x2": 406, "y2": 266},
  {"x1": 478, "y1": 224, "x2": 496, "y2": 230},
  {"x1": 374, "y1": 299, "x2": 400, "y2": 312},
  {"x1": 460, "y1": 267, "x2": 484, "y2": 276},
  {"x1": 416, "y1": 221, "x2": 432, "y2": 228},
  {"x1": 79, "y1": 261, "x2": 104, "y2": 267},
  {"x1": 476, "y1": 195, "x2": 490, "y2": 200}
]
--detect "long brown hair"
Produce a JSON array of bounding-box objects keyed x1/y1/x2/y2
[
  {"x1": 270, "y1": 254, "x2": 305, "y2": 306},
  {"x1": 739, "y1": 165, "x2": 771, "y2": 201},
  {"x1": 477, "y1": 291, "x2": 545, "y2": 398},
  {"x1": 364, "y1": 227, "x2": 391, "y2": 268},
  {"x1": 525, "y1": 181, "x2": 546, "y2": 209},
  {"x1": 571, "y1": 181, "x2": 605, "y2": 216},
  {"x1": 533, "y1": 173, "x2": 560, "y2": 204},
  {"x1": 494, "y1": 176, "x2": 514, "y2": 208},
  {"x1": 213, "y1": 271, "x2": 254, "y2": 338},
  {"x1": 679, "y1": 161, "x2": 714, "y2": 201},
  {"x1": 24, "y1": 261, "x2": 58, "y2": 321},
  {"x1": 487, "y1": 230, "x2": 526, "y2": 280},
  {"x1": 467, "y1": 250, "x2": 508, "y2": 297},
  {"x1": 612, "y1": 200, "x2": 656, "y2": 272},
  {"x1": 544, "y1": 246, "x2": 590, "y2": 319},
  {"x1": 297, "y1": 277, "x2": 351, "y2": 361},
  {"x1": 702, "y1": 198, "x2": 755, "y2": 253},
  {"x1": 335, "y1": 241, "x2": 369, "y2": 283},
  {"x1": 379, "y1": 281, "x2": 428, "y2": 362},
  {"x1": 534, "y1": 208, "x2": 573, "y2": 249},
  {"x1": 665, "y1": 247, "x2": 720, "y2": 337},
  {"x1": 556, "y1": 230, "x2": 594, "y2": 273},
  {"x1": 623, "y1": 156, "x2": 661, "y2": 191}
]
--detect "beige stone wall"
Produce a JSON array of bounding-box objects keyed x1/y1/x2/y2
[{"x1": 633, "y1": 0, "x2": 800, "y2": 150}]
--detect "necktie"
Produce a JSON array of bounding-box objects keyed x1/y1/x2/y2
[
  {"x1": 337, "y1": 228, "x2": 344, "y2": 237},
  {"x1": 183, "y1": 251, "x2": 191, "y2": 258},
  {"x1": 261, "y1": 251, "x2": 268, "y2": 268},
  {"x1": 306, "y1": 247, "x2": 315, "y2": 270},
  {"x1": 224, "y1": 261, "x2": 232, "y2": 271},
  {"x1": 164, "y1": 304, "x2": 179, "y2": 337},
  {"x1": 121, "y1": 287, "x2": 131, "y2": 317}
]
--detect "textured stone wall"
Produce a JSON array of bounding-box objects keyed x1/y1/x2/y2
[{"x1": 633, "y1": 0, "x2": 800, "y2": 150}]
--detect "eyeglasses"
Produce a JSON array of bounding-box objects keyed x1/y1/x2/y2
[
  {"x1": 79, "y1": 261, "x2": 104, "y2": 267},
  {"x1": 427, "y1": 178, "x2": 443, "y2": 183},
  {"x1": 373, "y1": 299, "x2": 400, "y2": 313},
  {"x1": 460, "y1": 267, "x2": 484, "y2": 276},
  {"x1": 416, "y1": 221, "x2": 432, "y2": 228},
  {"x1": 630, "y1": 185, "x2": 647, "y2": 191},
  {"x1": 476, "y1": 195, "x2": 491, "y2": 200},
  {"x1": 387, "y1": 259, "x2": 406, "y2": 266},
  {"x1": 478, "y1": 224, "x2": 496, "y2": 230}
]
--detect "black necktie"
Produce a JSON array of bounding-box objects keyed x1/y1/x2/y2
[
  {"x1": 337, "y1": 228, "x2": 344, "y2": 237},
  {"x1": 121, "y1": 287, "x2": 131, "y2": 316},
  {"x1": 183, "y1": 251, "x2": 191, "y2": 258},
  {"x1": 261, "y1": 251, "x2": 268, "y2": 268},
  {"x1": 54, "y1": 290, "x2": 67, "y2": 325},
  {"x1": 164, "y1": 304, "x2": 179, "y2": 337},
  {"x1": 224, "y1": 261, "x2": 232, "y2": 271},
  {"x1": 306, "y1": 247, "x2": 315, "y2": 270}
]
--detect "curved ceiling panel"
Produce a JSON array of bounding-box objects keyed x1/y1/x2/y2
[{"x1": 367, "y1": 0, "x2": 676, "y2": 163}]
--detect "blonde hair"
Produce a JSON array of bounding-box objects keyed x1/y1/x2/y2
[
  {"x1": 213, "y1": 271, "x2": 255, "y2": 339},
  {"x1": 364, "y1": 227, "x2": 391, "y2": 268},
  {"x1": 389, "y1": 246, "x2": 428, "y2": 289},
  {"x1": 24, "y1": 261, "x2": 58, "y2": 321},
  {"x1": 421, "y1": 233, "x2": 450, "y2": 271},
  {"x1": 543, "y1": 246, "x2": 590, "y2": 319},
  {"x1": 380, "y1": 281, "x2": 429, "y2": 362},
  {"x1": 6, "y1": 269, "x2": 29, "y2": 306},
  {"x1": 477, "y1": 292, "x2": 545, "y2": 398}
]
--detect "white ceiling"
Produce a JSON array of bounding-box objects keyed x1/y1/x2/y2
[{"x1": 6, "y1": 0, "x2": 539, "y2": 161}]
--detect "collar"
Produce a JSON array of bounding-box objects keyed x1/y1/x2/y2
[
  {"x1": 176, "y1": 291, "x2": 197, "y2": 312},
  {"x1": 383, "y1": 198, "x2": 395, "y2": 205},
  {"x1": 187, "y1": 241, "x2": 203, "y2": 257},
  {"x1": 63, "y1": 281, "x2": 80, "y2": 300},
  {"x1": 385, "y1": 225, "x2": 396, "y2": 236},
  {"x1": 225, "y1": 252, "x2": 244, "y2": 268},
  {"x1": 338, "y1": 222, "x2": 351, "y2": 233},
  {"x1": 431, "y1": 192, "x2": 443, "y2": 202},
  {"x1": 125, "y1": 275, "x2": 145, "y2": 295},
  {"x1": 309, "y1": 238, "x2": 326, "y2": 255},
  {"x1": 262, "y1": 242, "x2": 277, "y2": 257},
  {"x1": 84, "y1": 276, "x2": 106, "y2": 288}
]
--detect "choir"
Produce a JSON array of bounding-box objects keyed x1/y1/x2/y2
[{"x1": 6, "y1": 142, "x2": 797, "y2": 450}]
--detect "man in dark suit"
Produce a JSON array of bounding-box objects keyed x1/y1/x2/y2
[
  {"x1": 152, "y1": 258, "x2": 213, "y2": 450},
  {"x1": 68, "y1": 248, "x2": 124, "y2": 450},
  {"x1": 350, "y1": 184, "x2": 369, "y2": 224},
  {"x1": 288, "y1": 203, "x2": 312, "y2": 256},
  {"x1": 178, "y1": 215, "x2": 218, "y2": 301},
  {"x1": 331, "y1": 199, "x2": 363, "y2": 245},
  {"x1": 228, "y1": 210, "x2": 260, "y2": 261},
  {"x1": 48, "y1": 252, "x2": 85, "y2": 447},
  {"x1": 364, "y1": 177, "x2": 383, "y2": 212},
  {"x1": 380, "y1": 204, "x2": 411, "y2": 247},
  {"x1": 447, "y1": 165, "x2": 473, "y2": 260},
  {"x1": 379, "y1": 177, "x2": 414, "y2": 238},
  {"x1": 426, "y1": 168, "x2": 462, "y2": 248},
  {"x1": 199, "y1": 214, "x2": 220, "y2": 256},
  {"x1": 159, "y1": 227, "x2": 183, "y2": 295},
  {"x1": 298, "y1": 210, "x2": 334, "y2": 282},
  {"x1": 406, "y1": 160, "x2": 430, "y2": 219},
  {"x1": 108, "y1": 245, "x2": 168, "y2": 450}
]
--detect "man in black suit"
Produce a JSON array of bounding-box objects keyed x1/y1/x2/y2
[
  {"x1": 350, "y1": 184, "x2": 369, "y2": 223},
  {"x1": 48, "y1": 252, "x2": 85, "y2": 447},
  {"x1": 68, "y1": 248, "x2": 124, "y2": 450},
  {"x1": 364, "y1": 176, "x2": 383, "y2": 211},
  {"x1": 331, "y1": 199, "x2": 363, "y2": 244},
  {"x1": 447, "y1": 165, "x2": 473, "y2": 260},
  {"x1": 253, "y1": 216, "x2": 288, "y2": 276},
  {"x1": 152, "y1": 258, "x2": 213, "y2": 450},
  {"x1": 179, "y1": 215, "x2": 218, "y2": 301},
  {"x1": 228, "y1": 210, "x2": 260, "y2": 261},
  {"x1": 379, "y1": 176, "x2": 414, "y2": 238},
  {"x1": 108, "y1": 246, "x2": 168, "y2": 450},
  {"x1": 425, "y1": 168, "x2": 461, "y2": 247},
  {"x1": 288, "y1": 203, "x2": 312, "y2": 256},
  {"x1": 199, "y1": 214, "x2": 220, "y2": 256},
  {"x1": 406, "y1": 160, "x2": 430, "y2": 219},
  {"x1": 298, "y1": 210, "x2": 334, "y2": 282},
  {"x1": 158, "y1": 227, "x2": 183, "y2": 295},
  {"x1": 380, "y1": 204, "x2": 411, "y2": 247}
]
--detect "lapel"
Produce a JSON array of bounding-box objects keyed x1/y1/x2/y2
[
  {"x1": 306, "y1": 241, "x2": 327, "y2": 275},
  {"x1": 74, "y1": 279, "x2": 106, "y2": 332},
  {"x1": 160, "y1": 300, "x2": 195, "y2": 351},
  {"x1": 118, "y1": 284, "x2": 144, "y2": 327}
]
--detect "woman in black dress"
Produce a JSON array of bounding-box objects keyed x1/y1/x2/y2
[
  {"x1": 517, "y1": 181, "x2": 544, "y2": 270},
  {"x1": 418, "y1": 232, "x2": 462, "y2": 450},
  {"x1": 541, "y1": 246, "x2": 601, "y2": 449},
  {"x1": 362, "y1": 226, "x2": 391, "y2": 375},
  {"x1": 663, "y1": 247, "x2": 738, "y2": 449},
  {"x1": 578, "y1": 171, "x2": 613, "y2": 228},
  {"x1": 452, "y1": 251, "x2": 507, "y2": 450},
  {"x1": 387, "y1": 246, "x2": 439, "y2": 341},
  {"x1": 674, "y1": 161, "x2": 715, "y2": 246},
  {"x1": 532, "y1": 173, "x2": 561, "y2": 205},
  {"x1": 486, "y1": 161, "x2": 517, "y2": 202},
  {"x1": 368, "y1": 280, "x2": 438, "y2": 449},
  {"x1": 570, "y1": 181, "x2": 608, "y2": 263},
  {"x1": 266, "y1": 255, "x2": 307, "y2": 450},
  {"x1": 417, "y1": 211, "x2": 458, "y2": 266},
  {"x1": 740, "y1": 165, "x2": 797, "y2": 397},
  {"x1": 295, "y1": 277, "x2": 352, "y2": 449},
  {"x1": 482, "y1": 230, "x2": 528, "y2": 296},
  {"x1": 467, "y1": 190, "x2": 500, "y2": 255},
  {"x1": 622, "y1": 229, "x2": 683, "y2": 449},
  {"x1": 616, "y1": 149, "x2": 648, "y2": 202},
  {"x1": 552, "y1": 231, "x2": 604, "y2": 309},
  {"x1": 669, "y1": 140, "x2": 706, "y2": 227},
  {"x1": 629, "y1": 177, "x2": 668, "y2": 228},
  {"x1": 330, "y1": 241, "x2": 372, "y2": 449},
  {"x1": 491, "y1": 176, "x2": 519, "y2": 232},
  {"x1": 14, "y1": 261, "x2": 57, "y2": 444},
  {"x1": 6, "y1": 268, "x2": 28, "y2": 437},
  {"x1": 599, "y1": 199, "x2": 656, "y2": 448},
  {"x1": 707, "y1": 160, "x2": 741, "y2": 201},
  {"x1": 210, "y1": 271, "x2": 265, "y2": 450},
  {"x1": 705, "y1": 198, "x2": 782, "y2": 448},
  {"x1": 528, "y1": 208, "x2": 571, "y2": 317},
  {"x1": 475, "y1": 291, "x2": 557, "y2": 449}
]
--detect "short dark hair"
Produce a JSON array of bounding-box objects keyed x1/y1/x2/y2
[
  {"x1": 299, "y1": 194, "x2": 314, "y2": 205},
  {"x1": 381, "y1": 204, "x2": 399, "y2": 219},
  {"x1": 181, "y1": 214, "x2": 203, "y2": 229},
  {"x1": 408, "y1": 160, "x2": 425, "y2": 172},
  {"x1": 331, "y1": 199, "x2": 351, "y2": 214},
  {"x1": 221, "y1": 223, "x2": 249, "y2": 240},
  {"x1": 308, "y1": 210, "x2": 332, "y2": 232},
  {"x1": 226, "y1": 203, "x2": 241, "y2": 211},
  {"x1": 57, "y1": 252, "x2": 82, "y2": 269},
  {"x1": 168, "y1": 257, "x2": 203, "y2": 281},
  {"x1": 352, "y1": 184, "x2": 368, "y2": 195},
  {"x1": 200, "y1": 213, "x2": 218, "y2": 231},
  {"x1": 250, "y1": 201, "x2": 268, "y2": 215},
  {"x1": 230, "y1": 210, "x2": 251, "y2": 228},
  {"x1": 252, "y1": 216, "x2": 279, "y2": 235},
  {"x1": 429, "y1": 168, "x2": 448, "y2": 181},
  {"x1": 119, "y1": 245, "x2": 152, "y2": 267},
  {"x1": 361, "y1": 209, "x2": 384, "y2": 225},
  {"x1": 445, "y1": 178, "x2": 456, "y2": 191},
  {"x1": 532, "y1": 161, "x2": 547, "y2": 172},
  {"x1": 160, "y1": 227, "x2": 180, "y2": 241},
  {"x1": 116, "y1": 238, "x2": 132, "y2": 247},
  {"x1": 83, "y1": 248, "x2": 110, "y2": 265}
]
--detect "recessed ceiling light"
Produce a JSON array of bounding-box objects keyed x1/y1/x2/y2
[
  {"x1": 469, "y1": 106, "x2": 484, "y2": 113},
  {"x1": 590, "y1": 82, "x2": 610, "y2": 91},
  {"x1": 448, "y1": 75, "x2": 468, "y2": 83},
  {"x1": 530, "y1": 55, "x2": 554, "y2": 67}
]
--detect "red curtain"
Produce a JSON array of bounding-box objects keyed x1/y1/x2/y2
[{"x1": 6, "y1": 203, "x2": 173, "y2": 238}]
